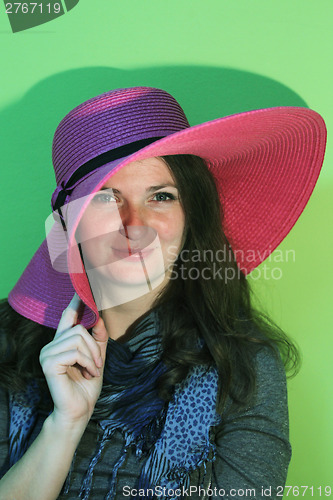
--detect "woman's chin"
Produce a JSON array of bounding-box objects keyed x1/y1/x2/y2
[{"x1": 85, "y1": 261, "x2": 167, "y2": 308}]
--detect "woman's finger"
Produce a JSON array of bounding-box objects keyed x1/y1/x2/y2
[
  {"x1": 91, "y1": 316, "x2": 109, "y2": 366},
  {"x1": 41, "y1": 349, "x2": 101, "y2": 379},
  {"x1": 41, "y1": 334, "x2": 95, "y2": 367},
  {"x1": 45, "y1": 325, "x2": 102, "y2": 366},
  {"x1": 55, "y1": 293, "x2": 81, "y2": 338}
]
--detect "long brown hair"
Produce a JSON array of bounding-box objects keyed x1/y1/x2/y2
[
  {"x1": 0, "y1": 154, "x2": 299, "y2": 412},
  {"x1": 154, "y1": 155, "x2": 299, "y2": 410}
]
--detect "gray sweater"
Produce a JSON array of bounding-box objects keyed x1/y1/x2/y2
[{"x1": 0, "y1": 346, "x2": 291, "y2": 499}]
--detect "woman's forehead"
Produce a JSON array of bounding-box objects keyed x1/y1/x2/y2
[{"x1": 101, "y1": 157, "x2": 176, "y2": 190}]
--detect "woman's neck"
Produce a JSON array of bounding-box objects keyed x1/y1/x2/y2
[
  {"x1": 91, "y1": 267, "x2": 173, "y2": 340},
  {"x1": 99, "y1": 286, "x2": 161, "y2": 341}
]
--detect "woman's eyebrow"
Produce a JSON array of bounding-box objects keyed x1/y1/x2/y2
[
  {"x1": 146, "y1": 184, "x2": 177, "y2": 192},
  {"x1": 100, "y1": 183, "x2": 177, "y2": 193}
]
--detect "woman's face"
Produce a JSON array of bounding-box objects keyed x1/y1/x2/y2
[{"x1": 76, "y1": 157, "x2": 185, "y2": 301}]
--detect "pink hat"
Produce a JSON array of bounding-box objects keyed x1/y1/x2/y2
[{"x1": 8, "y1": 87, "x2": 327, "y2": 328}]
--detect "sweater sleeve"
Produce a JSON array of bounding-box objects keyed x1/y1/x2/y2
[{"x1": 211, "y1": 347, "x2": 291, "y2": 500}]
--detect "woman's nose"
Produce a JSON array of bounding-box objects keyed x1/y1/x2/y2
[{"x1": 118, "y1": 205, "x2": 150, "y2": 241}]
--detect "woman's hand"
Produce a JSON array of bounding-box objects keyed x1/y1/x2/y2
[
  {"x1": 39, "y1": 294, "x2": 109, "y2": 430},
  {"x1": 0, "y1": 295, "x2": 108, "y2": 500}
]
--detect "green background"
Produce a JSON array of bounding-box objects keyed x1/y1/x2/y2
[{"x1": 1, "y1": 0, "x2": 332, "y2": 495}]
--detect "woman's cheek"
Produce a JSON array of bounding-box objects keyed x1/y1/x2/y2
[{"x1": 78, "y1": 214, "x2": 117, "y2": 243}]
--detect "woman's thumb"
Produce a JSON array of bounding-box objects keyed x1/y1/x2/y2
[{"x1": 92, "y1": 316, "x2": 109, "y2": 360}]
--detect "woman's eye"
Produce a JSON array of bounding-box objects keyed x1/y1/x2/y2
[
  {"x1": 92, "y1": 192, "x2": 117, "y2": 205},
  {"x1": 152, "y1": 192, "x2": 176, "y2": 202}
]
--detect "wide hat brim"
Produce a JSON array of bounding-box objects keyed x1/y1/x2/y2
[{"x1": 9, "y1": 106, "x2": 327, "y2": 329}]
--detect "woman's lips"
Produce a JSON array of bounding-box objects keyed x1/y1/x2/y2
[{"x1": 111, "y1": 247, "x2": 155, "y2": 260}]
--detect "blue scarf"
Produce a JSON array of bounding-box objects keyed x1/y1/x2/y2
[{"x1": 8, "y1": 310, "x2": 221, "y2": 499}]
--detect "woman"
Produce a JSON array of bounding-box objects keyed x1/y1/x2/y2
[{"x1": 0, "y1": 87, "x2": 327, "y2": 499}]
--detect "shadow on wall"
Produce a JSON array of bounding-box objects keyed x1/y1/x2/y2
[{"x1": 1, "y1": 65, "x2": 309, "y2": 294}]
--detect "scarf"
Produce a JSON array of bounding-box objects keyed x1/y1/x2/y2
[{"x1": 8, "y1": 310, "x2": 221, "y2": 499}]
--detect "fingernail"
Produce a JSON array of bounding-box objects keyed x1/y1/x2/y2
[
  {"x1": 97, "y1": 356, "x2": 103, "y2": 368},
  {"x1": 96, "y1": 368, "x2": 101, "y2": 376}
]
